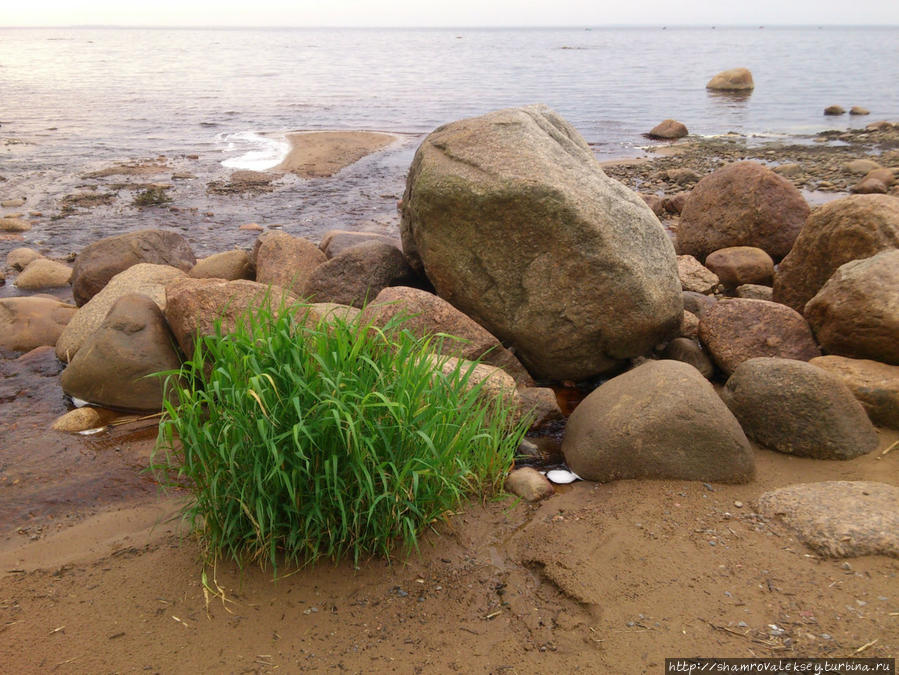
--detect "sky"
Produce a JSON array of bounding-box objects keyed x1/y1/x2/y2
[{"x1": 3, "y1": 0, "x2": 899, "y2": 27}]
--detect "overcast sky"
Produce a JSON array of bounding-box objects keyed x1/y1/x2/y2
[{"x1": 4, "y1": 0, "x2": 899, "y2": 27}]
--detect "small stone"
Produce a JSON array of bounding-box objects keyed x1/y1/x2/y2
[
  {"x1": 1, "y1": 198, "x2": 26, "y2": 207},
  {"x1": 849, "y1": 106, "x2": 870, "y2": 116},
  {"x1": 51, "y1": 407, "x2": 104, "y2": 432},
  {"x1": 0, "y1": 217, "x2": 31, "y2": 232},
  {"x1": 505, "y1": 467, "x2": 554, "y2": 502},
  {"x1": 647, "y1": 119, "x2": 688, "y2": 140},
  {"x1": 734, "y1": 500, "x2": 744, "y2": 508},
  {"x1": 239, "y1": 223, "x2": 264, "y2": 231},
  {"x1": 824, "y1": 105, "x2": 846, "y2": 116}
]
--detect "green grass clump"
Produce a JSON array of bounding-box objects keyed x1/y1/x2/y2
[
  {"x1": 133, "y1": 186, "x2": 172, "y2": 207},
  {"x1": 154, "y1": 304, "x2": 527, "y2": 570}
]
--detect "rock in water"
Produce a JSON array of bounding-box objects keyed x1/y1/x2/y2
[
  {"x1": 706, "y1": 68, "x2": 754, "y2": 91},
  {"x1": 400, "y1": 105, "x2": 682, "y2": 381},
  {"x1": 60, "y1": 294, "x2": 183, "y2": 412},
  {"x1": 0, "y1": 296, "x2": 77, "y2": 352},
  {"x1": 721, "y1": 358, "x2": 879, "y2": 460},
  {"x1": 561, "y1": 360, "x2": 755, "y2": 484},
  {"x1": 647, "y1": 119, "x2": 688, "y2": 139}
]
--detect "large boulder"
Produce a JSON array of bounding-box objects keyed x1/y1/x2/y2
[
  {"x1": 757, "y1": 482, "x2": 899, "y2": 558},
  {"x1": 698, "y1": 298, "x2": 820, "y2": 376},
  {"x1": 400, "y1": 105, "x2": 682, "y2": 381},
  {"x1": 804, "y1": 250, "x2": 899, "y2": 365},
  {"x1": 164, "y1": 277, "x2": 296, "y2": 358},
  {"x1": 706, "y1": 67, "x2": 754, "y2": 91},
  {"x1": 360, "y1": 286, "x2": 533, "y2": 384},
  {"x1": 721, "y1": 357, "x2": 879, "y2": 459},
  {"x1": 561, "y1": 360, "x2": 755, "y2": 484},
  {"x1": 253, "y1": 231, "x2": 326, "y2": 298},
  {"x1": 773, "y1": 195, "x2": 899, "y2": 313},
  {"x1": 0, "y1": 296, "x2": 77, "y2": 352},
  {"x1": 303, "y1": 240, "x2": 416, "y2": 308},
  {"x1": 647, "y1": 119, "x2": 688, "y2": 140},
  {"x1": 677, "y1": 162, "x2": 809, "y2": 261},
  {"x1": 70, "y1": 229, "x2": 195, "y2": 306},
  {"x1": 60, "y1": 294, "x2": 183, "y2": 412},
  {"x1": 810, "y1": 355, "x2": 899, "y2": 429},
  {"x1": 56, "y1": 263, "x2": 186, "y2": 362}
]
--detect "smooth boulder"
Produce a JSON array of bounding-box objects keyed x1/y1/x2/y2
[
  {"x1": 773, "y1": 194, "x2": 899, "y2": 313},
  {"x1": 0, "y1": 296, "x2": 77, "y2": 352},
  {"x1": 14, "y1": 258, "x2": 73, "y2": 289},
  {"x1": 60, "y1": 294, "x2": 183, "y2": 412},
  {"x1": 561, "y1": 360, "x2": 754, "y2": 483},
  {"x1": 811, "y1": 355, "x2": 899, "y2": 429},
  {"x1": 318, "y1": 230, "x2": 401, "y2": 259},
  {"x1": 70, "y1": 229, "x2": 195, "y2": 306},
  {"x1": 805, "y1": 250, "x2": 899, "y2": 365},
  {"x1": 253, "y1": 231, "x2": 326, "y2": 298},
  {"x1": 704, "y1": 246, "x2": 774, "y2": 287},
  {"x1": 647, "y1": 119, "x2": 688, "y2": 139},
  {"x1": 189, "y1": 250, "x2": 253, "y2": 280},
  {"x1": 400, "y1": 105, "x2": 682, "y2": 381},
  {"x1": 721, "y1": 357, "x2": 879, "y2": 460},
  {"x1": 706, "y1": 68, "x2": 754, "y2": 91},
  {"x1": 677, "y1": 162, "x2": 809, "y2": 261}
]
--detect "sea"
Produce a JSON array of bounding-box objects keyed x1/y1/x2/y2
[{"x1": 1, "y1": 26, "x2": 898, "y2": 264}]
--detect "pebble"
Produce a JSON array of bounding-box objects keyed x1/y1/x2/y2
[{"x1": 734, "y1": 500, "x2": 744, "y2": 508}]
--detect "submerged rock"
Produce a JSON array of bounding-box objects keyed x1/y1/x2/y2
[
  {"x1": 706, "y1": 68, "x2": 754, "y2": 91},
  {"x1": 648, "y1": 119, "x2": 688, "y2": 139},
  {"x1": 14, "y1": 258, "x2": 73, "y2": 289}
]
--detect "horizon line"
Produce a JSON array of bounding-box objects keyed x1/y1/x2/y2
[{"x1": 3, "y1": 23, "x2": 898, "y2": 29}]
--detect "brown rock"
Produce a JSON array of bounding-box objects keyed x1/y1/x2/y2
[
  {"x1": 319, "y1": 230, "x2": 402, "y2": 259},
  {"x1": 505, "y1": 467, "x2": 554, "y2": 502},
  {"x1": 773, "y1": 194, "x2": 899, "y2": 313},
  {"x1": 682, "y1": 290, "x2": 717, "y2": 318},
  {"x1": 864, "y1": 168, "x2": 895, "y2": 186},
  {"x1": 51, "y1": 407, "x2": 122, "y2": 433},
  {"x1": 190, "y1": 250, "x2": 253, "y2": 280},
  {"x1": 359, "y1": 286, "x2": 533, "y2": 384},
  {"x1": 676, "y1": 255, "x2": 719, "y2": 294},
  {"x1": 805, "y1": 250, "x2": 899, "y2": 365},
  {"x1": 663, "y1": 168, "x2": 701, "y2": 185},
  {"x1": 60, "y1": 294, "x2": 183, "y2": 412},
  {"x1": 823, "y1": 105, "x2": 845, "y2": 115},
  {"x1": 677, "y1": 162, "x2": 809, "y2": 261},
  {"x1": 517, "y1": 387, "x2": 565, "y2": 430},
  {"x1": 661, "y1": 337, "x2": 714, "y2": 379},
  {"x1": 648, "y1": 119, "x2": 688, "y2": 139},
  {"x1": 810, "y1": 355, "x2": 899, "y2": 429},
  {"x1": 735, "y1": 284, "x2": 773, "y2": 301},
  {"x1": 428, "y1": 356, "x2": 521, "y2": 418},
  {"x1": 698, "y1": 298, "x2": 820, "y2": 376},
  {"x1": 253, "y1": 231, "x2": 326, "y2": 298},
  {"x1": 757, "y1": 482, "x2": 899, "y2": 558},
  {"x1": 640, "y1": 193, "x2": 665, "y2": 217},
  {"x1": 0, "y1": 296, "x2": 77, "y2": 352},
  {"x1": 845, "y1": 158, "x2": 881, "y2": 175},
  {"x1": 14, "y1": 258, "x2": 73, "y2": 289},
  {"x1": 851, "y1": 177, "x2": 888, "y2": 194},
  {"x1": 0, "y1": 217, "x2": 31, "y2": 232},
  {"x1": 679, "y1": 310, "x2": 700, "y2": 339},
  {"x1": 6, "y1": 247, "x2": 42, "y2": 271},
  {"x1": 1, "y1": 198, "x2": 25, "y2": 207},
  {"x1": 706, "y1": 68, "x2": 754, "y2": 91},
  {"x1": 849, "y1": 106, "x2": 870, "y2": 116},
  {"x1": 663, "y1": 191, "x2": 690, "y2": 215},
  {"x1": 71, "y1": 229, "x2": 196, "y2": 306},
  {"x1": 773, "y1": 163, "x2": 802, "y2": 177},
  {"x1": 704, "y1": 246, "x2": 774, "y2": 287},
  {"x1": 721, "y1": 357, "x2": 878, "y2": 459},
  {"x1": 561, "y1": 360, "x2": 754, "y2": 483}
]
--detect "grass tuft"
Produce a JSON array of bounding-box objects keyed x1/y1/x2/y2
[{"x1": 153, "y1": 303, "x2": 528, "y2": 571}]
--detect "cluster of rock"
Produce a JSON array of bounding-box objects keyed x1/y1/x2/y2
[{"x1": 3, "y1": 105, "x2": 897, "y2": 557}]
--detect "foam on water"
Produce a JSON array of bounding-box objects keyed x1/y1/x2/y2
[{"x1": 219, "y1": 131, "x2": 290, "y2": 171}]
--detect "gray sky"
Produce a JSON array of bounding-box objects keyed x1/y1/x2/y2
[{"x1": 4, "y1": 0, "x2": 899, "y2": 27}]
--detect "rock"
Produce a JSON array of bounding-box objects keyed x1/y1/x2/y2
[
  {"x1": 648, "y1": 119, "x2": 688, "y2": 139},
  {"x1": 851, "y1": 177, "x2": 887, "y2": 194},
  {"x1": 189, "y1": 250, "x2": 253, "y2": 280},
  {"x1": 805, "y1": 250, "x2": 899, "y2": 365},
  {"x1": 661, "y1": 337, "x2": 714, "y2": 379},
  {"x1": 0, "y1": 217, "x2": 31, "y2": 232},
  {"x1": 60, "y1": 294, "x2": 183, "y2": 412},
  {"x1": 1, "y1": 198, "x2": 25, "y2": 208},
  {"x1": 864, "y1": 167, "x2": 895, "y2": 186},
  {"x1": 51, "y1": 407, "x2": 111, "y2": 433},
  {"x1": 428, "y1": 356, "x2": 521, "y2": 416},
  {"x1": 773, "y1": 195, "x2": 899, "y2": 313},
  {"x1": 640, "y1": 194, "x2": 665, "y2": 217},
  {"x1": 849, "y1": 106, "x2": 870, "y2": 116},
  {"x1": 505, "y1": 467, "x2": 554, "y2": 502},
  {"x1": 562, "y1": 360, "x2": 754, "y2": 483},
  {"x1": 517, "y1": 387, "x2": 565, "y2": 430},
  {"x1": 706, "y1": 67, "x2": 754, "y2": 91},
  {"x1": 14, "y1": 258, "x2": 73, "y2": 289},
  {"x1": 810, "y1": 355, "x2": 899, "y2": 429},
  {"x1": 824, "y1": 105, "x2": 846, "y2": 116},
  {"x1": 6, "y1": 247, "x2": 42, "y2": 271},
  {"x1": 704, "y1": 246, "x2": 774, "y2": 287},
  {"x1": 682, "y1": 290, "x2": 717, "y2": 318},
  {"x1": 359, "y1": 286, "x2": 533, "y2": 384},
  {"x1": 845, "y1": 158, "x2": 881, "y2": 175},
  {"x1": 698, "y1": 298, "x2": 820, "y2": 376},
  {"x1": 0, "y1": 296, "x2": 77, "y2": 352},
  {"x1": 663, "y1": 168, "x2": 701, "y2": 185},
  {"x1": 866, "y1": 120, "x2": 896, "y2": 131},
  {"x1": 70, "y1": 229, "x2": 196, "y2": 306},
  {"x1": 735, "y1": 284, "x2": 773, "y2": 301},
  {"x1": 400, "y1": 105, "x2": 682, "y2": 381},
  {"x1": 773, "y1": 163, "x2": 802, "y2": 177},
  {"x1": 319, "y1": 230, "x2": 402, "y2": 259},
  {"x1": 676, "y1": 255, "x2": 719, "y2": 294},
  {"x1": 679, "y1": 310, "x2": 700, "y2": 339},
  {"x1": 164, "y1": 277, "x2": 296, "y2": 358},
  {"x1": 15, "y1": 345, "x2": 64, "y2": 377},
  {"x1": 253, "y1": 231, "x2": 326, "y2": 298},
  {"x1": 303, "y1": 240, "x2": 415, "y2": 308},
  {"x1": 721, "y1": 358, "x2": 878, "y2": 459},
  {"x1": 663, "y1": 191, "x2": 690, "y2": 215},
  {"x1": 306, "y1": 302, "x2": 361, "y2": 325},
  {"x1": 677, "y1": 162, "x2": 809, "y2": 261},
  {"x1": 757, "y1": 482, "x2": 899, "y2": 558},
  {"x1": 56, "y1": 263, "x2": 186, "y2": 362}
]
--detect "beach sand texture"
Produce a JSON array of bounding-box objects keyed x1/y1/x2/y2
[{"x1": 276, "y1": 131, "x2": 396, "y2": 177}]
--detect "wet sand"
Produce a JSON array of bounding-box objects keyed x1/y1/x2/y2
[{"x1": 275, "y1": 130, "x2": 397, "y2": 178}]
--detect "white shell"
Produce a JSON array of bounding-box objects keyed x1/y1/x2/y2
[
  {"x1": 71, "y1": 397, "x2": 90, "y2": 408},
  {"x1": 544, "y1": 469, "x2": 581, "y2": 484},
  {"x1": 78, "y1": 426, "x2": 108, "y2": 435}
]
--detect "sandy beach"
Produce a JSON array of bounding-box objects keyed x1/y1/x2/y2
[{"x1": 275, "y1": 131, "x2": 397, "y2": 178}]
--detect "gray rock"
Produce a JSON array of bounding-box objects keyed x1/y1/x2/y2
[
  {"x1": 70, "y1": 229, "x2": 195, "y2": 306},
  {"x1": 561, "y1": 360, "x2": 754, "y2": 483},
  {"x1": 757, "y1": 482, "x2": 899, "y2": 558},
  {"x1": 682, "y1": 290, "x2": 717, "y2": 318},
  {"x1": 722, "y1": 357, "x2": 879, "y2": 459},
  {"x1": 517, "y1": 387, "x2": 565, "y2": 430},
  {"x1": 318, "y1": 230, "x2": 402, "y2": 259},
  {"x1": 735, "y1": 284, "x2": 773, "y2": 301},
  {"x1": 400, "y1": 105, "x2": 682, "y2": 381},
  {"x1": 60, "y1": 294, "x2": 183, "y2": 412},
  {"x1": 662, "y1": 337, "x2": 714, "y2": 379}
]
